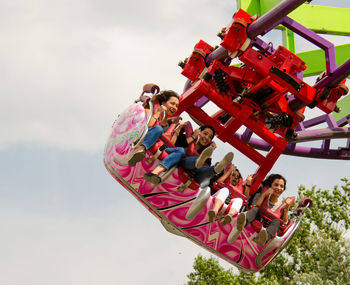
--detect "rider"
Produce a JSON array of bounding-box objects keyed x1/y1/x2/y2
[
  {"x1": 143, "y1": 124, "x2": 233, "y2": 185},
  {"x1": 128, "y1": 90, "x2": 180, "y2": 167},
  {"x1": 177, "y1": 125, "x2": 233, "y2": 187},
  {"x1": 228, "y1": 174, "x2": 294, "y2": 246},
  {"x1": 208, "y1": 165, "x2": 252, "y2": 225}
]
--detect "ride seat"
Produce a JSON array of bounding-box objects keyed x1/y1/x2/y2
[
  {"x1": 214, "y1": 181, "x2": 247, "y2": 200},
  {"x1": 147, "y1": 120, "x2": 178, "y2": 163},
  {"x1": 176, "y1": 121, "x2": 202, "y2": 192}
]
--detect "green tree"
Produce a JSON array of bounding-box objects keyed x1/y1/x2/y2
[{"x1": 186, "y1": 178, "x2": 350, "y2": 284}]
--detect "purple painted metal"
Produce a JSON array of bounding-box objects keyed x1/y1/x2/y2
[
  {"x1": 188, "y1": 0, "x2": 350, "y2": 160},
  {"x1": 205, "y1": 0, "x2": 311, "y2": 66},
  {"x1": 205, "y1": 47, "x2": 228, "y2": 66},
  {"x1": 251, "y1": 38, "x2": 276, "y2": 54},
  {"x1": 237, "y1": 113, "x2": 350, "y2": 160},
  {"x1": 246, "y1": 0, "x2": 309, "y2": 39},
  {"x1": 314, "y1": 59, "x2": 350, "y2": 89},
  {"x1": 282, "y1": 17, "x2": 337, "y2": 74}
]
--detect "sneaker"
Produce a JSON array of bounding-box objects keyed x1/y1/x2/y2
[
  {"x1": 228, "y1": 226, "x2": 241, "y2": 243},
  {"x1": 143, "y1": 173, "x2": 161, "y2": 185},
  {"x1": 220, "y1": 215, "x2": 232, "y2": 226},
  {"x1": 253, "y1": 229, "x2": 268, "y2": 247},
  {"x1": 236, "y1": 212, "x2": 246, "y2": 231},
  {"x1": 195, "y1": 147, "x2": 214, "y2": 169},
  {"x1": 214, "y1": 152, "x2": 234, "y2": 174},
  {"x1": 128, "y1": 147, "x2": 146, "y2": 166},
  {"x1": 208, "y1": 210, "x2": 216, "y2": 223}
]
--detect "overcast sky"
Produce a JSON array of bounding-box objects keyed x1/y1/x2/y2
[{"x1": 0, "y1": 1, "x2": 349, "y2": 284}]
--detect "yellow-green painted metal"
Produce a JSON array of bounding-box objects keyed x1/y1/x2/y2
[
  {"x1": 282, "y1": 28, "x2": 295, "y2": 54},
  {"x1": 261, "y1": 1, "x2": 350, "y2": 36},
  {"x1": 237, "y1": 1, "x2": 350, "y2": 36},
  {"x1": 333, "y1": 94, "x2": 350, "y2": 121},
  {"x1": 298, "y1": 44, "x2": 350, "y2": 77}
]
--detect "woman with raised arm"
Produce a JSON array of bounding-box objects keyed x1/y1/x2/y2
[
  {"x1": 143, "y1": 124, "x2": 233, "y2": 185},
  {"x1": 207, "y1": 165, "x2": 252, "y2": 225},
  {"x1": 128, "y1": 90, "x2": 180, "y2": 167},
  {"x1": 228, "y1": 174, "x2": 294, "y2": 246}
]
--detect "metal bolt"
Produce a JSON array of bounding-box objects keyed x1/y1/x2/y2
[{"x1": 334, "y1": 106, "x2": 341, "y2": 113}]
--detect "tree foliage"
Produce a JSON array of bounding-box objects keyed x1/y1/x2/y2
[{"x1": 186, "y1": 178, "x2": 350, "y2": 284}]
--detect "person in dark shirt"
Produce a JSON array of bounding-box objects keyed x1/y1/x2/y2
[{"x1": 143, "y1": 124, "x2": 233, "y2": 186}]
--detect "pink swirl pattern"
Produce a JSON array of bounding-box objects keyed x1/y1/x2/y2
[{"x1": 104, "y1": 104, "x2": 301, "y2": 272}]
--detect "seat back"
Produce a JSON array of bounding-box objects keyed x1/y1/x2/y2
[
  {"x1": 178, "y1": 167, "x2": 201, "y2": 190},
  {"x1": 259, "y1": 195, "x2": 295, "y2": 223},
  {"x1": 214, "y1": 181, "x2": 247, "y2": 200}
]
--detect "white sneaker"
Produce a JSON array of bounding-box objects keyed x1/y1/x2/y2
[
  {"x1": 195, "y1": 147, "x2": 214, "y2": 168},
  {"x1": 253, "y1": 229, "x2": 268, "y2": 247},
  {"x1": 214, "y1": 152, "x2": 234, "y2": 174},
  {"x1": 220, "y1": 215, "x2": 232, "y2": 226},
  {"x1": 208, "y1": 209, "x2": 216, "y2": 223},
  {"x1": 228, "y1": 226, "x2": 241, "y2": 243},
  {"x1": 236, "y1": 212, "x2": 246, "y2": 231},
  {"x1": 227, "y1": 213, "x2": 246, "y2": 243}
]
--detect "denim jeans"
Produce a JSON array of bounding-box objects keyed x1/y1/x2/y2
[
  {"x1": 179, "y1": 156, "x2": 216, "y2": 185},
  {"x1": 160, "y1": 147, "x2": 186, "y2": 170},
  {"x1": 141, "y1": 125, "x2": 167, "y2": 150}
]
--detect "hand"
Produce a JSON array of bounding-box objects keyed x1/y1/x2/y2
[
  {"x1": 210, "y1": 141, "x2": 217, "y2": 149},
  {"x1": 264, "y1": 187, "x2": 275, "y2": 197},
  {"x1": 154, "y1": 105, "x2": 167, "y2": 116},
  {"x1": 229, "y1": 164, "x2": 237, "y2": 171},
  {"x1": 285, "y1": 197, "x2": 294, "y2": 208},
  {"x1": 159, "y1": 105, "x2": 167, "y2": 113},
  {"x1": 192, "y1": 129, "x2": 200, "y2": 139},
  {"x1": 246, "y1": 175, "x2": 253, "y2": 184}
]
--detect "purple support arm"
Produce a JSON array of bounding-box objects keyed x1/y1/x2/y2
[
  {"x1": 206, "y1": 0, "x2": 310, "y2": 66},
  {"x1": 247, "y1": 0, "x2": 310, "y2": 39},
  {"x1": 314, "y1": 59, "x2": 350, "y2": 89}
]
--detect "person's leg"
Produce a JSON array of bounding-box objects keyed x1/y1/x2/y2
[
  {"x1": 161, "y1": 147, "x2": 186, "y2": 169},
  {"x1": 128, "y1": 126, "x2": 165, "y2": 166},
  {"x1": 149, "y1": 147, "x2": 186, "y2": 176},
  {"x1": 228, "y1": 205, "x2": 252, "y2": 243},
  {"x1": 208, "y1": 188, "x2": 229, "y2": 223},
  {"x1": 254, "y1": 218, "x2": 281, "y2": 247},
  {"x1": 245, "y1": 206, "x2": 260, "y2": 225},
  {"x1": 179, "y1": 156, "x2": 198, "y2": 171},
  {"x1": 144, "y1": 147, "x2": 185, "y2": 184},
  {"x1": 266, "y1": 219, "x2": 281, "y2": 240},
  {"x1": 141, "y1": 126, "x2": 164, "y2": 150},
  {"x1": 227, "y1": 198, "x2": 243, "y2": 217},
  {"x1": 192, "y1": 166, "x2": 216, "y2": 184}
]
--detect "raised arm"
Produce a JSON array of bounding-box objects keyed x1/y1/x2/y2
[
  {"x1": 187, "y1": 128, "x2": 200, "y2": 145},
  {"x1": 281, "y1": 197, "x2": 294, "y2": 224},
  {"x1": 170, "y1": 120, "x2": 184, "y2": 145},
  {"x1": 243, "y1": 175, "x2": 253, "y2": 197},
  {"x1": 148, "y1": 105, "x2": 166, "y2": 128},
  {"x1": 255, "y1": 188, "x2": 274, "y2": 207},
  {"x1": 217, "y1": 164, "x2": 236, "y2": 183}
]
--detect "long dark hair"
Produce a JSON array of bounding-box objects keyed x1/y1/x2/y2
[{"x1": 262, "y1": 174, "x2": 286, "y2": 190}]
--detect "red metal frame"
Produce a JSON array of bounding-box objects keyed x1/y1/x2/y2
[{"x1": 176, "y1": 9, "x2": 346, "y2": 193}]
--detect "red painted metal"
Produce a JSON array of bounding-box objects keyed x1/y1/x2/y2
[{"x1": 177, "y1": 9, "x2": 346, "y2": 191}]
